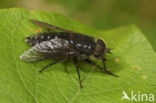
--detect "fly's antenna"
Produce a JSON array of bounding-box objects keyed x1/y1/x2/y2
[{"x1": 106, "y1": 48, "x2": 113, "y2": 54}]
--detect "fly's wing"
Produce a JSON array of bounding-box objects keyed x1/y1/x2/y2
[
  {"x1": 31, "y1": 20, "x2": 75, "y2": 34},
  {"x1": 20, "y1": 47, "x2": 46, "y2": 62},
  {"x1": 20, "y1": 37, "x2": 80, "y2": 62}
]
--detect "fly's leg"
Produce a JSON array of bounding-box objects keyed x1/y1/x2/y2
[
  {"x1": 84, "y1": 59, "x2": 103, "y2": 70},
  {"x1": 102, "y1": 58, "x2": 118, "y2": 77},
  {"x1": 84, "y1": 59, "x2": 118, "y2": 77},
  {"x1": 39, "y1": 58, "x2": 67, "y2": 73},
  {"x1": 74, "y1": 58, "x2": 83, "y2": 88}
]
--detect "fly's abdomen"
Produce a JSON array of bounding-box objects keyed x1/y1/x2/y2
[
  {"x1": 25, "y1": 32, "x2": 69, "y2": 46},
  {"x1": 25, "y1": 33, "x2": 54, "y2": 46}
]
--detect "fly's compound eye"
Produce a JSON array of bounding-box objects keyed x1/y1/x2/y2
[{"x1": 94, "y1": 39, "x2": 106, "y2": 58}]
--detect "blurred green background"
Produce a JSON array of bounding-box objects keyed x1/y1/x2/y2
[{"x1": 1, "y1": 0, "x2": 156, "y2": 50}]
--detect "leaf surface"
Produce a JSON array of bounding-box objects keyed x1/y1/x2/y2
[{"x1": 0, "y1": 8, "x2": 155, "y2": 103}]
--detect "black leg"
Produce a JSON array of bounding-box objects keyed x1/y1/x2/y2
[
  {"x1": 74, "y1": 58, "x2": 83, "y2": 88},
  {"x1": 84, "y1": 59, "x2": 103, "y2": 71},
  {"x1": 102, "y1": 58, "x2": 118, "y2": 77},
  {"x1": 84, "y1": 59, "x2": 118, "y2": 77},
  {"x1": 39, "y1": 58, "x2": 67, "y2": 73}
]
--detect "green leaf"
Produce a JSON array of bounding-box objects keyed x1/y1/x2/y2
[{"x1": 0, "y1": 8, "x2": 155, "y2": 103}]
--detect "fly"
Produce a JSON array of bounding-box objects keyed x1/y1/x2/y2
[{"x1": 20, "y1": 20, "x2": 118, "y2": 88}]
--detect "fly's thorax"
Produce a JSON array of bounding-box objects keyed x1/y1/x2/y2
[
  {"x1": 69, "y1": 33, "x2": 96, "y2": 55},
  {"x1": 94, "y1": 39, "x2": 106, "y2": 58}
]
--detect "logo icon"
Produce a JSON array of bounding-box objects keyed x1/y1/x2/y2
[
  {"x1": 121, "y1": 91, "x2": 154, "y2": 102},
  {"x1": 121, "y1": 91, "x2": 130, "y2": 101}
]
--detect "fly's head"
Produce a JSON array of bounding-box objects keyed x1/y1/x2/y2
[{"x1": 94, "y1": 39, "x2": 112, "y2": 59}]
